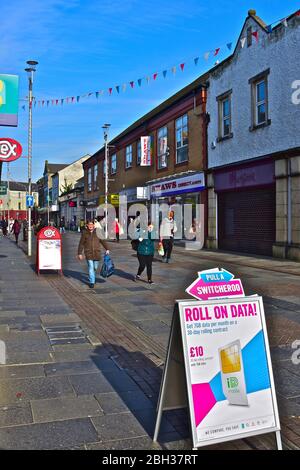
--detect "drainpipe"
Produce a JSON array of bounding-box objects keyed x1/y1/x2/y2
[
  {"x1": 287, "y1": 159, "x2": 292, "y2": 247},
  {"x1": 199, "y1": 85, "x2": 209, "y2": 243}
]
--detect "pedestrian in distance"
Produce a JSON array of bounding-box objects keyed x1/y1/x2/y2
[
  {"x1": 135, "y1": 221, "x2": 155, "y2": 285},
  {"x1": 59, "y1": 217, "x2": 65, "y2": 234},
  {"x1": 114, "y1": 218, "x2": 120, "y2": 242},
  {"x1": 12, "y1": 219, "x2": 21, "y2": 244},
  {"x1": 160, "y1": 210, "x2": 177, "y2": 263},
  {"x1": 77, "y1": 220, "x2": 109, "y2": 289}
]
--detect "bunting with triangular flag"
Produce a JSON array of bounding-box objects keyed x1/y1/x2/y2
[
  {"x1": 227, "y1": 42, "x2": 233, "y2": 50},
  {"x1": 281, "y1": 18, "x2": 288, "y2": 27},
  {"x1": 138, "y1": 79, "x2": 142, "y2": 86},
  {"x1": 252, "y1": 31, "x2": 259, "y2": 42},
  {"x1": 180, "y1": 63, "x2": 185, "y2": 71},
  {"x1": 204, "y1": 52, "x2": 210, "y2": 60},
  {"x1": 130, "y1": 81, "x2": 134, "y2": 88},
  {"x1": 153, "y1": 73, "x2": 158, "y2": 80},
  {"x1": 214, "y1": 48, "x2": 220, "y2": 56},
  {"x1": 194, "y1": 57, "x2": 199, "y2": 66},
  {"x1": 109, "y1": 88, "x2": 113, "y2": 95},
  {"x1": 163, "y1": 70, "x2": 167, "y2": 78},
  {"x1": 240, "y1": 37, "x2": 246, "y2": 48}
]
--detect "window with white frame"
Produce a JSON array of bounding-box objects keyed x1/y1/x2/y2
[
  {"x1": 126, "y1": 145, "x2": 132, "y2": 168},
  {"x1": 217, "y1": 90, "x2": 232, "y2": 139},
  {"x1": 111, "y1": 154, "x2": 117, "y2": 174},
  {"x1": 175, "y1": 114, "x2": 188, "y2": 164},
  {"x1": 137, "y1": 140, "x2": 141, "y2": 165},
  {"x1": 88, "y1": 167, "x2": 92, "y2": 192},
  {"x1": 93, "y1": 164, "x2": 98, "y2": 190},
  {"x1": 157, "y1": 126, "x2": 168, "y2": 169},
  {"x1": 249, "y1": 69, "x2": 270, "y2": 129}
]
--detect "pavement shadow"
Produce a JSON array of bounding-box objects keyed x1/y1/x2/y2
[
  {"x1": 63, "y1": 269, "x2": 106, "y2": 285},
  {"x1": 90, "y1": 343, "x2": 190, "y2": 447}
]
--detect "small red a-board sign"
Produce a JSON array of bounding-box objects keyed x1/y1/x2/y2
[
  {"x1": 36, "y1": 226, "x2": 62, "y2": 275},
  {"x1": 0, "y1": 138, "x2": 22, "y2": 162},
  {"x1": 186, "y1": 268, "x2": 244, "y2": 301}
]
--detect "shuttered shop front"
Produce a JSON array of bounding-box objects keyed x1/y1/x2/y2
[{"x1": 214, "y1": 160, "x2": 275, "y2": 256}]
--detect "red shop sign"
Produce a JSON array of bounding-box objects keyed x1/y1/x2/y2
[{"x1": 0, "y1": 138, "x2": 22, "y2": 162}]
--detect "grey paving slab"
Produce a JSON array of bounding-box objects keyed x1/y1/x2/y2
[
  {"x1": 273, "y1": 369, "x2": 300, "y2": 399},
  {"x1": 95, "y1": 392, "x2": 130, "y2": 414},
  {"x1": 92, "y1": 357, "x2": 122, "y2": 372},
  {"x1": 102, "y1": 370, "x2": 141, "y2": 392},
  {"x1": 91, "y1": 413, "x2": 148, "y2": 441},
  {"x1": 6, "y1": 351, "x2": 54, "y2": 365},
  {"x1": 40, "y1": 313, "x2": 82, "y2": 325},
  {"x1": 0, "y1": 403, "x2": 33, "y2": 427},
  {"x1": 0, "y1": 311, "x2": 27, "y2": 317},
  {"x1": 3, "y1": 331, "x2": 51, "y2": 353},
  {"x1": 271, "y1": 345, "x2": 294, "y2": 362},
  {"x1": 69, "y1": 372, "x2": 115, "y2": 395},
  {"x1": 52, "y1": 343, "x2": 95, "y2": 351},
  {"x1": 0, "y1": 364, "x2": 45, "y2": 379},
  {"x1": 86, "y1": 437, "x2": 160, "y2": 450},
  {"x1": 133, "y1": 408, "x2": 176, "y2": 436},
  {"x1": 0, "y1": 418, "x2": 99, "y2": 450},
  {"x1": 44, "y1": 360, "x2": 99, "y2": 377},
  {"x1": 31, "y1": 396, "x2": 103, "y2": 422},
  {"x1": 0, "y1": 376, "x2": 75, "y2": 405},
  {"x1": 132, "y1": 319, "x2": 171, "y2": 336},
  {"x1": 121, "y1": 309, "x2": 155, "y2": 322}
]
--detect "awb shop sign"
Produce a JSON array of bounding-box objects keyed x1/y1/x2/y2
[
  {"x1": 0, "y1": 74, "x2": 19, "y2": 127},
  {"x1": 151, "y1": 172, "x2": 205, "y2": 197}
]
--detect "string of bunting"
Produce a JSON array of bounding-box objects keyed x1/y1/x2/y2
[{"x1": 20, "y1": 9, "x2": 300, "y2": 111}]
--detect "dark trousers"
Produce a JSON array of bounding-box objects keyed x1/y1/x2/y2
[
  {"x1": 15, "y1": 233, "x2": 19, "y2": 244},
  {"x1": 116, "y1": 232, "x2": 119, "y2": 242},
  {"x1": 137, "y1": 254, "x2": 153, "y2": 280},
  {"x1": 162, "y1": 238, "x2": 174, "y2": 259}
]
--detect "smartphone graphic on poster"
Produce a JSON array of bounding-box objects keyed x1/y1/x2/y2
[{"x1": 219, "y1": 340, "x2": 249, "y2": 406}]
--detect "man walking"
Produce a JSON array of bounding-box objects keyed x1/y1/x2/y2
[
  {"x1": 160, "y1": 211, "x2": 177, "y2": 263},
  {"x1": 77, "y1": 220, "x2": 109, "y2": 288}
]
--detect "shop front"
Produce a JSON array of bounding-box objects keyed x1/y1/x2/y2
[
  {"x1": 214, "y1": 159, "x2": 275, "y2": 256},
  {"x1": 148, "y1": 172, "x2": 206, "y2": 232}
]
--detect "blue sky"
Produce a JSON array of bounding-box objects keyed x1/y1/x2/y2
[{"x1": 1, "y1": 0, "x2": 299, "y2": 182}]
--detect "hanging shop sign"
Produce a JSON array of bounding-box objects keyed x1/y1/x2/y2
[
  {"x1": 36, "y1": 226, "x2": 62, "y2": 274},
  {"x1": 0, "y1": 74, "x2": 19, "y2": 127},
  {"x1": 140, "y1": 136, "x2": 153, "y2": 166},
  {"x1": 154, "y1": 269, "x2": 282, "y2": 450},
  {"x1": 0, "y1": 138, "x2": 22, "y2": 162}
]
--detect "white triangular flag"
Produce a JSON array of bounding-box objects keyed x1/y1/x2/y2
[
  {"x1": 204, "y1": 52, "x2": 210, "y2": 60},
  {"x1": 240, "y1": 37, "x2": 246, "y2": 48},
  {"x1": 281, "y1": 18, "x2": 288, "y2": 27},
  {"x1": 122, "y1": 83, "x2": 127, "y2": 92}
]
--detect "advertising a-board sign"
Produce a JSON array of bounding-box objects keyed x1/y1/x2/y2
[
  {"x1": 154, "y1": 268, "x2": 282, "y2": 450},
  {"x1": 36, "y1": 226, "x2": 62, "y2": 274}
]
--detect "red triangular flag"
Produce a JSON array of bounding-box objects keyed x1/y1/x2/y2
[
  {"x1": 56, "y1": 99, "x2": 59, "y2": 105},
  {"x1": 296, "y1": 10, "x2": 300, "y2": 16},
  {"x1": 214, "y1": 48, "x2": 220, "y2": 56},
  {"x1": 153, "y1": 73, "x2": 158, "y2": 81},
  {"x1": 180, "y1": 63, "x2": 185, "y2": 71},
  {"x1": 109, "y1": 88, "x2": 113, "y2": 95},
  {"x1": 130, "y1": 81, "x2": 134, "y2": 88},
  {"x1": 252, "y1": 31, "x2": 259, "y2": 42}
]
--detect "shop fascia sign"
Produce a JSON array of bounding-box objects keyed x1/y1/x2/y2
[
  {"x1": 151, "y1": 172, "x2": 205, "y2": 197},
  {"x1": 0, "y1": 138, "x2": 22, "y2": 162}
]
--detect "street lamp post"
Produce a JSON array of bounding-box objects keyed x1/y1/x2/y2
[
  {"x1": 25, "y1": 60, "x2": 38, "y2": 257},
  {"x1": 102, "y1": 124, "x2": 110, "y2": 239}
]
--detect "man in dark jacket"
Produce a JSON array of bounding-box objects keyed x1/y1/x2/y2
[{"x1": 77, "y1": 220, "x2": 109, "y2": 288}]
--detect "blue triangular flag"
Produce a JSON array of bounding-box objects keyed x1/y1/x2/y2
[
  {"x1": 47, "y1": 100, "x2": 49, "y2": 107},
  {"x1": 96, "y1": 92, "x2": 99, "y2": 99},
  {"x1": 76, "y1": 96, "x2": 80, "y2": 102},
  {"x1": 138, "y1": 79, "x2": 142, "y2": 87},
  {"x1": 227, "y1": 42, "x2": 233, "y2": 50},
  {"x1": 163, "y1": 70, "x2": 167, "y2": 78},
  {"x1": 194, "y1": 57, "x2": 199, "y2": 66},
  {"x1": 267, "y1": 25, "x2": 272, "y2": 33},
  {"x1": 22, "y1": 105, "x2": 25, "y2": 111},
  {"x1": 116, "y1": 86, "x2": 120, "y2": 93},
  {"x1": 61, "y1": 99, "x2": 64, "y2": 105}
]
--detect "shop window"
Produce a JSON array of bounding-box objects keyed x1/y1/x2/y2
[
  {"x1": 176, "y1": 114, "x2": 188, "y2": 164},
  {"x1": 157, "y1": 126, "x2": 168, "y2": 169}
]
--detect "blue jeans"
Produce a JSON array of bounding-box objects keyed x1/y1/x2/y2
[{"x1": 87, "y1": 260, "x2": 99, "y2": 284}]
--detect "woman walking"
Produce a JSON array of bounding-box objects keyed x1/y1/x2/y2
[
  {"x1": 12, "y1": 219, "x2": 21, "y2": 244},
  {"x1": 135, "y1": 222, "x2": 155, "y2": 285}
]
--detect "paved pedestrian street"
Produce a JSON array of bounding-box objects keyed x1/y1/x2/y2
[{"x1": 0, "y1": 233, "x2": 299, "y2": 450}]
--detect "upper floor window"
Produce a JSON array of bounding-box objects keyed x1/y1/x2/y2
[
  {"x1": 88, "y1": 167, "x2": 92, "y2": 192},
  {"x1": 137, "y1": 140, "x2": 141, "y2": 166},
  {"x1": 175, "y1": 114, "x2": 188, "y2": 164},
  {"x1": 111, "y1": 154, "x2": 117, "y2": 174},
  {"x1": 126, "y1": 145, "x2": 132, "y2": 169},
  {"x1": 249, "y1": 69, "x2": 270, "y2": 130},
  {"x1": 157, "y1": 126, "x2": 168, "y2": 169},
  {"x1": 217, "y1": 90, "x2": 232, "y2": 140},
  {"x1": 93, "y1": 164, "x2": 98, "y2": 190}
]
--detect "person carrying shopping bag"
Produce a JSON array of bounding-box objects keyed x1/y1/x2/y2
[
  {"x1": 77, "y1": 220, "x2": 109, "y2": 288},
  {"x1": 135, "y1": 221, "x2": 155, "y2": 285}
]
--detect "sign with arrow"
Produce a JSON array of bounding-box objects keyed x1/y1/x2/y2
[
  {"x1": 26, "y1": 195, "x2": 34, "y2": 208},
  {"x1": 186, "y1": 268, "x2": 244, "y2": 301}
]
